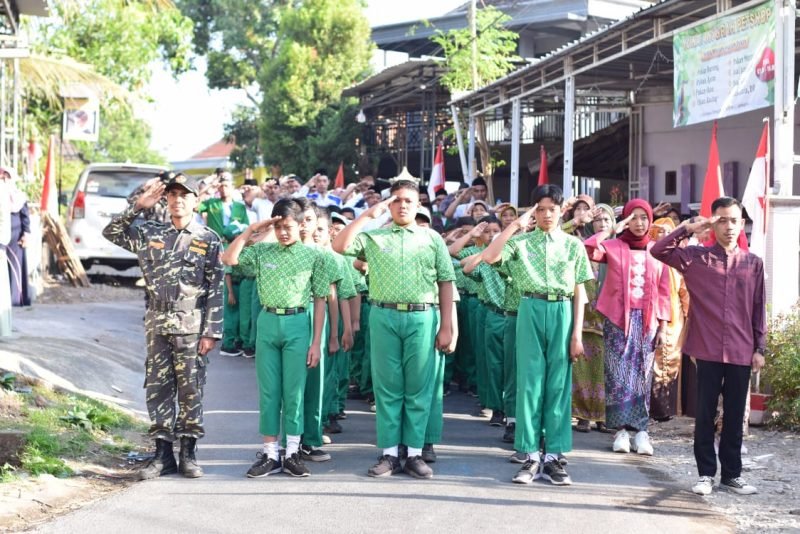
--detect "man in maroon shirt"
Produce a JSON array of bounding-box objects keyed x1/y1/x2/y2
[{"x1": 651, "y1": 197, "x2": 766, "y2": 497}]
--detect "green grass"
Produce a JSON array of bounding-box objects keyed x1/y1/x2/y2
[{"x1": 0, "y1": 376, "x2": 147, "y2": 482}]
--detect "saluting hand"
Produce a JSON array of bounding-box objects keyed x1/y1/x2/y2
[
  {"x1": 684, "y1": 215, "x2": 719, "y2": 235},
  {"x1": 653, "y1": 202, "x2": 672, "y2": 217},
  {"x1": 469, "y1": 221, "x2": 488, "y2": 238},
  {"x1": 134, "y1": 179, "x2": 166, "y2": 211},
  {"x1": 613, "y1": 212, "x2": 636, "y2": 235},
  {"x1": 249, "y1": 216, "x2": 281, "y2": 234},
  {"x1": 364, "y1": 195, "x2": 396, "y2": 219},
  {"x1": 515, "y1": 203, "x2": 537, "y2": 230}
]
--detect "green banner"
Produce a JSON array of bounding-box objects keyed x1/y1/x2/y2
[{"x1": 673, "y1": 2, "x2": 775, "y2": 127}]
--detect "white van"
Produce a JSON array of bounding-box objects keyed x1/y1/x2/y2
[{"x1": 66, "y1": 163, "x2": 168, "y2": 274}]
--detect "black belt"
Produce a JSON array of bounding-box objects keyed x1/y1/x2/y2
[
  {"x1": 505, "y1": 310, "x2": 518, "y2": 317},
  {"x1": 149, "y1": 297, "x2": 205, "y2": 312},
  {"x1": 264, "y1": 306, "x2": 306, "y2": 316},
  {"x1": 359, "y1": 291, "x2": 369, "y2": 297},
  {"x1": 484, "y1": 303, "x2": 505, "y2": 315},
  {"x1": 462, "y1": 292, "x2": 477, "y2": 297},
  {"x1": 523, "y1": 292, "x2": 571, "y2": 302},
  {"x1": 372, "y1": 301, "x2": 434, "y2": 312}
]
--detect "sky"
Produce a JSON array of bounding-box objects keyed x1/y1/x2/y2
[{"x1": 142, "y1": 0, "x2": 465, "y2": 162}]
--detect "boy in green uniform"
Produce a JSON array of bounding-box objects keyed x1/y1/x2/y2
[
  {"x1": 220, "y1": 222, "x2": 249, "y2": 356},
  {"x1": 482, "y1": 185, "x2": 592, "y2": 486},
  {"x1": 333, "y1": 180, "x2": 455, "y2": 480},
  {"x1": 222, "y1": 198, "x2": 328, "y2": 478}
]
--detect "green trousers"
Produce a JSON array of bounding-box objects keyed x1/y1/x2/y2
[
  {"x1": 503, "y1": 314, "x2": 517, "y2": 418},
  {"x1": 249, "y1": 280, "x2": 260, "y2": 349},
  {"x1": 238, "y1": 278, "x2": 256, "y2": 352},
  {"x1": 221, "y1": 280, "x2": 241, "y2": 351},
  {"x1": 336, "y1": 346, "x2": 350, "y2": 413},
  {"x1": 515, "y1": 298, "x2": 573, "y2": 454},
  {"x1": 302, "y1": 307, "x2": 328, "y2": 447},
  {"x1": 323, "y1": 317, "x2": 349, "y2": 417},
  {"x1": 473, "y1": 302, "x2": 488, "y2": 405},
  {"x1": 484, "y1": 307, "x2": 506, "y2": 412},
  {"x1": 458, "y1": 295, "x2": 479, "y2": 390},
  {"x1": 356, "y1": 301, "x2": 372, "y2": 396},
  {"x1": 255, "y1": 311, "x2": 309, "y2": 436},
  {"x1": 424, "y1": 350, "x2": 446, "y2": 444},
  {"x1": 370, "y1": 306, "x2": 437, "y2": 449}
]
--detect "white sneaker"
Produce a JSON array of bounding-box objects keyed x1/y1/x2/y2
[
  {"x1": 612, "y1": 429, "x2": 631, "y2": 453},
  {"x1": 632, "y1": 431, "x2": 654, "y2": 456},
  {"x1": 721, "y1": 477, "x2": 757, "y2": 495},
  {"x1": 219, "y1": 348, "x2": 243, "y2": 357},
  {"x1": 692, "y1": 476, "x2": 714, "y2": 495}
]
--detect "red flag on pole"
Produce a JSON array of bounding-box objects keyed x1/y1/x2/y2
[
  {"x1": 741, "y1": 120, "x2": 770, "y2": 258},
  {"x1": 41, "y1": 135, "x2": 58, "y2": 217},
  {"x1": 427, "y1": 143, "x2": 446, "y2": 200},
  {"x1": 334, "y1": 162, "x2": 345, "y2": 189},
  {"x1": 538, "y1": 145, "x2": 548, "y2": 186},
  {"x1": 700, "y1": 122, "x2": 748, "y2": 250}
]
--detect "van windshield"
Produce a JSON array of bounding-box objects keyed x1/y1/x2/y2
[{"x1": 84, "y1": 171, "x2": 155, "y2": 198}]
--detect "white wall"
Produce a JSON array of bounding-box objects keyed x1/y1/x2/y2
[{"x1": 640, "y1": 101, "x2": 800, "y2": 204}]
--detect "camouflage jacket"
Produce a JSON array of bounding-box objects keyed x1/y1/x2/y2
[
  {"x1": 103, "y1": 206, "x2": 224, "y2": 338},
  {"x1": 127, "y1": 185, "x2": 170, "y2": 224}
]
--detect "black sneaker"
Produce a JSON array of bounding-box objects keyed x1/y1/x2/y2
[
  {"x1": 300, "y1": 444, "x2": 331, "y2": 462},
  {"x1": 324, "y1": 415, "x2": 343, "y2": 434},
  {"x1": 558, "y1": 453, "x2": 568, "y2": 466},
  {"x1": 489, "y1": 410, "x2": 505, "y2": 427},
  {"x1": 220, "y1": 348, "x2": 243, "y2": 357},
  {"x1": 404, "y1": 456, "x2": 433, "y2": 479},
  {"x1": 720, "y1": 477, "x2": 757, "y2": 495},
  {"x1": 336, "y1": 411, "x2": 347, "y2": 420},
  {"x1": 421, "y1": 443, "x2": 436, "y2": 463},
  {"x1": 246, "y1": 452, "x2": 282, "y2": 478},
  {"x1": 512, "y1": 458, "x2": 541, "y2": 484},
  {"x1": 541, "y1": 459, "x2": 572, "y2": 486},
  {"x1": 443, "y1": 385, "x2": 451, "y2": 397},
  {"x1": 398, "y1": 444, "x2": 408, "y2": 461},
  {"x1": 283, "y1": 452, "x2": 310, "y2": 477},
  {"x1": 242, "y1": 348, "x2": 255, "y2": 359},
  {"x1": 502, "y1": 422, "x2": 516, "y2": 443},
  {"x1": 367, "y1": 455, "x2": 401, "y2": 478}
]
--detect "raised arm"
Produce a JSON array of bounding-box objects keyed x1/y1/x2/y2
[
  {"x1": 482, "y1": 205, "x2": 535, "y2": 264},
  {"x1": 332, "y1": 195, "x2": 395, "y2": 254},
  {"x1": 448, "y1": 222, "x2": 486, "y2": 257}
]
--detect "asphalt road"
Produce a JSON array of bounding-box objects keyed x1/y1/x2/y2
[{"x1": 10, "y1": 299, "x2": 733, "y2": 533}]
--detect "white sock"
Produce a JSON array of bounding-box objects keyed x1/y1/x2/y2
[
  {"x1": 407, "y1": 446, "x2": 422, "y2": 457},
  {"x1": 383, "y1": 445, "x2": 399, "y2": 458},
  {"x1": 526, "y1": 452, "x2": 540, "y2": 462},
  {"x1": 507, "y1": 417, "x2": 516, "y2": 424},
  {"x1": 263, "y1": 441, "x2": 279, "y2": 461},
  {"x1": 544, "y1": 453, "x2": 558, "y2": 463},
  {"x1": 286, "y1": 435, "x2": 301, "y2": 457}
]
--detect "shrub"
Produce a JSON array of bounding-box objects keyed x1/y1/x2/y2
[{"x1": 763, "y1": 303, "x2": 800, "y2": 430}]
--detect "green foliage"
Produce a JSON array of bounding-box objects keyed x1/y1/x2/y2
[
  {"x1": 224, "y1": 105, "x2": 262, "y2": 170},
  {"x1": 61, "y1": 406, "x2": 114, "y2": 432},
  {"x1": 763, "y1": 303, "x2": 800, "y2": 430},
  {"x1": 20, "y1": 428, "x2": 73, "y2": 478},
  {"x1": 0, "y1": 372, "x2": 15, "y2": 391},
  {"x1": 431, "y1": 6, "x2": 521, "y2": 92},
  {"x1": 0, "y1": 463, "x2": 17, "y2": 483}
]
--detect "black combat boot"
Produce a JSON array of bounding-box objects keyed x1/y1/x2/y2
[
  {"x1": 138, "y1": 439, "x2": 178, "y2": 480},
  {"x1": 178, "y1": 437, "x2": 204, "y2": 478}
]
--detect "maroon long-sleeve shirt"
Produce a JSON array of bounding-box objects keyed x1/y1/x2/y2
[{"x1": 650, "y1": 226, "x2": 766, "y2": 366}]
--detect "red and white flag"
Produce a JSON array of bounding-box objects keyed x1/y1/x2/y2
[
  {"x1": 741, "y1": 121, "x2": 770, "y2": 259},
  {"x1": 538, "y1": 145, "x2": 548, "y2": 186},
  {"x1": 40, "y1": 135, "x2": 58, "y2": 217},
  {"x1": 428, "y1": 143, "x2": 446, "y2": 200}
]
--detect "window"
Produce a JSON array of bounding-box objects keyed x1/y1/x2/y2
[{"x1": 664, "y1": 171, "x2": 677, "y2": 196}]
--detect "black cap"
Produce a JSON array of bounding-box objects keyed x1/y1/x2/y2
[
  {"x1": 157, "y1": 170, "x2": 176, "y2": 184},
  {"x1": 165, "y1": 173, "x2": 199, "y2": 195}
]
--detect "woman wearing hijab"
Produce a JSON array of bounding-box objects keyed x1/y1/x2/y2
[
  {"x1": 0, "y1": 174, "x2": 12, "y2": 336},
  {"x1": 584, "y1": 199, "x2": 671, "y2": 456},
  {"x1": 572, "y1": 203, "x2": 616, "y2": 433},
  {"x1": 1, "y1": 167, "x2": 31, "y2": 306},
  {"x1": 648, "y1": 217, "x2": 689, "y2": 421},
  {"x1": 562, "y1": 194, "x2": 595, "y2": 239}
]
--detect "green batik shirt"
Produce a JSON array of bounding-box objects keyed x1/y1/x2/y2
[
  {"x1": 225, "y1": 263, "x2": 246, "y2": 283},
  {"x1": 332, "y1": 251, "x2": 357, "y2": 300},
  {"x1": 496, "y1": 233, "x2": 525, "y2": 311},
  {"x1": 456, "y1": 245, "x2": 483, "y2": 295},
  {"x1": 345, "y1": 223, "x2": 455, "y2": 304},
  {"x1": 499, "y1": 227, "x2": 593, "y2": 297},
  {"x1": 452, "y1": 258, "x2": 468, "y2": 291},
  {"x1": 238, "y1": 241, "x2": 329, "y2": 308},
  {"x1": 468, "y1": 261, "x2": 506, "y2": 309}
]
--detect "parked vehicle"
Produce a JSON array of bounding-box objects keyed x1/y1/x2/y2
[{"x1": 66, "y1": 163, "x2": 168, "y2": 273}]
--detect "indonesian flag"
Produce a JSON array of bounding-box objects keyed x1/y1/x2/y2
[
  {"x1": 741, "y1": 121, "x2": 770, "y2": 259},
  {"x1": 427, "y1": 142, "x2": 445, "y2": 200},
  {"x1": 700, "y1": 121, "x2": 749, "y2": 250},
  {"x1": 538, "y1": 145, "x2": 548, "y2": 186},
  {"x1": 41, "y1": 135, "x2": 58, "y2": 217},
  {"x1": 334, "y1": 161, "x2": 345, "y2": 189}
]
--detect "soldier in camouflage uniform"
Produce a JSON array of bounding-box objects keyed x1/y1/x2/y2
[{"x1": 103, "y1": 174, "x2": 224, "y2": 480}]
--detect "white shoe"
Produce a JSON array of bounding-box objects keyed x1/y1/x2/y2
[
  {"x1": 692, "y1": 476, "x2": 714, "y2": 495},
  {"x1": 612, "y1": 429, "x2": 631, "y2": 453},
  {"x1": 219, "y1": 348, "x2": 243, "y2": 357},
  {"x1": 632, "y1": 431, "x2": 654, "y2": 456}
]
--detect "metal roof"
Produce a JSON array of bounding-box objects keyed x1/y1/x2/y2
[{"x1": 450, "y1": 0, "x2": 777, "y2": 114}]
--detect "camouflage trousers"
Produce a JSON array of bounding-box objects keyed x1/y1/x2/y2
[{"x1": 144, "y1": 329, "x2": 207, "y2": 441}]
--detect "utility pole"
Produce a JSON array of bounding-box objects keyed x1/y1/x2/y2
[{"x1": 470, "y1": 0, "x2": 478, "y2": 91}]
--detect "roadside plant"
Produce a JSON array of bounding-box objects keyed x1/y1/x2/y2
[
  {"x1": 763, "y1": 302, "x2": 800, "y2": 430},
  {"x1": 0, "y1": 372, "x2": 15, "y2": 391}
]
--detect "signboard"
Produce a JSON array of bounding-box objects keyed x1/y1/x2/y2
[
  {"x1": 62, "y1": 97, "x2": 100, "y2": 142},
  {"x1": 673, "y1": 2, "x2": 775, "y2": 127}
]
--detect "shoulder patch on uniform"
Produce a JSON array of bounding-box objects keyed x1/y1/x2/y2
[
  {"x1": 189, "y1": 246, "x2": 207, "y2": 255},
  {"x1": 149, "y1": 240, "x2": 165, "y2": 249},
  {"x1": 191, "y1": 239, "x2": 209, "y2": 248}
]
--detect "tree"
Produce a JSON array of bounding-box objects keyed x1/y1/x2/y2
[
  {"x1": 224, "y1": 105, "x2": 262, "y2": 170},
  {"x1": 431, "y1": 5, "x2": 520, "y2": 197}
]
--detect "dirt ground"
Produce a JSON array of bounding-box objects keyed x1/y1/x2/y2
[
  {"x1": 645, "y1": 417, "x2": 800, "y2": 533},
  {"x1": 35, "y1": 275, "x2": 142, "y2": 305}
]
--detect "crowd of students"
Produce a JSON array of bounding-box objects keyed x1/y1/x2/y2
[{"x1": 161, "y1": 168, "x2": 765, "y2": 495}]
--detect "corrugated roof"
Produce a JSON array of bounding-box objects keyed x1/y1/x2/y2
[{"x1": 190, "y1": 139, "x2": 234, "y2": 160}]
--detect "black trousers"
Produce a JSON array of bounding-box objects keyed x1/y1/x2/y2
[{"x1": 694, "y1": 359, "x2": 751, "y2": 479}]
